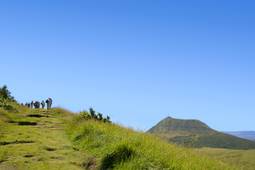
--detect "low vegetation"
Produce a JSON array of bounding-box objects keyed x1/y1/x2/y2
[
  {"x1": 0, "y1": 85, "x2": 15, "y2": 102},
  {"x1": 2, "y1": 107, "x2": 231, "y2": 170},
  {"x1": 196, "y1": 148, "x2": 255, "y2": 170},
  {"x1": 0, "y1": 86, "x2": 242, "y2": 169},
  {"x1": 0, "y1": 106, "x2": 90, "y2": 170},
  {"x1": 67, "y1": 114, "x2": 232, "y2": 169},
  {"x1": 78, "y1": 108, "x2": 111, "y2": 123}
]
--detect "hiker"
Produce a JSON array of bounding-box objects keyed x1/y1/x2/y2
[
  {"x1": 31, "y1": 101, "x2": 34, "y2": 109},
  {"x1": 41, "y1": 100, "x2": 45, "y2": 109},
  {"x1": 46, "y1": 98, "x2": 52, "y2": 109},
  {"x1": 34, "y1": 101, "x2": 40, "y2": 109}
]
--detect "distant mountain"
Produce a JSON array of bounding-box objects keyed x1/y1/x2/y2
[
  {"x1": 225, "y1": 131, "x2": 255, "y2": 141},
  {"x1": 148, "y1": 117, "x2": 255, "y2": 150}
]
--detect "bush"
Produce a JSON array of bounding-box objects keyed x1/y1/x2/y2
[
  {"x1": 79, "y1": 108, "x2": 111, "y2": 123},
  {"x1": 100, "y1": 145, "x2": 135, "y2": 169},
  {"x1": 0, "y1": 98, "x2": 17, "y2": 112},
  {"x1": 0, "y1": 85, "x2": 15, "y2": 102},
  {"x1": 79, "y1": 111, "x2": 91, "y2": 120}
]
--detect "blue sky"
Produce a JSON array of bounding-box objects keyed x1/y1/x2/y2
[{"x1": 1, "y1": 0, "x2": 255, "y2": 131}]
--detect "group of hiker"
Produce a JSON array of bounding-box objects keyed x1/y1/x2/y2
[{"x1": 22, "y1": 98, "x2": 53, "y2": 110}]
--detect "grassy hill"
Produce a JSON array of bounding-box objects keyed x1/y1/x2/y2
[
  {"x1": 0, "y1": 106, "x2": 88, "y2": 170},
  {"x1": 196, "y1": 148, "x2": 255, "y2": 170},
  {"x1": 148, "y1": 117, "x2": 255, "y2": 150},
  {"x1": 0, "y1": 103, "x2": 234, "y2": 169},
  {"x1": 225, "y1": 131, "x2": 255, "y2": 141}
]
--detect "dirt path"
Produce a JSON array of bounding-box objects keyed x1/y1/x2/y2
[{"x1": 0, "y1": 110, "x2": 91, "y2": 170}]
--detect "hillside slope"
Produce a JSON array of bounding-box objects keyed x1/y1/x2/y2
[
  {"x1": 196, "y1": 148, "x2": 255, "y2": 170},
  {"x1": 0, "y1": 107, "x2": 89, "y2": 170},
  {"x1": 148, "y1": 117, "x2": 255, "y2": 150},
  {"x1": 0, "y1": 104, "x2": 233, "y2": 170},
  {"x1": 225, "y1": 131, "x2": 255, "y2": 141}
]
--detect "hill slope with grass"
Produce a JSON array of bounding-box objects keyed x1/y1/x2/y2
[
  {"x1": 196, "y1": 148, "x2": 255, "y2": 170},
  {"x1": 0, "y1": 105, "x2": 235, "y2": 169},
  {"x1": 148, "y1": 117, "x2": 255, "y2": 150},
  {"x1": 225, "y1": 131, "x2": 255, "y2": 141},
  {"x1": 0, "y1": 107, "x2": 89, "y2": 170}
]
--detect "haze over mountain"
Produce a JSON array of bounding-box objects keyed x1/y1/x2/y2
[
  {"x1": 225, "y1": 131, "x2": 255, "y2": 141},
  {"x1": 148, "y1": 117, "x2": 255, "y2": 150}
]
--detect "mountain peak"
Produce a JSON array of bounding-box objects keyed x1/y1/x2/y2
[
  {"x1": 149, "y1": 116, "x2": 212, "y2": 134},
  {"x1": 165, "y1": 116, "x2": 173, "y2": 120},
  {"x1": 148, "y1": 116, "x2": 255, "y2": 149}
]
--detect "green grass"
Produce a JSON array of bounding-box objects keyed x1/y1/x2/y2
[
  {"x1": 0, "y1": 107, "x2": 91, "y2": 170},
  {"x1": 0, "y1": 103, "x2": 234, "y2": 170},
  {"x1": 67, "y1": 116, "x2": 233, "y2": 169},
  {"x1": 196, "y1": 148, "x2": 255, "y2": 170}
]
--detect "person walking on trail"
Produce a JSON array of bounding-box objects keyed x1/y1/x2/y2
[
  {"x1": 46, "y1": 98, "x2": 52, "y2": 110},
  {"x1": 41, "y1": 100, "x2": 45, "y2": 109},
  {"x1": 31, "y1": 101, "x2": 34, "y2": 109},
  {"x1": 34, "y1": 101, "x2": 40, "y2": 109}
]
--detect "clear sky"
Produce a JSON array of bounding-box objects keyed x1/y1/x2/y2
[{"x1": 1, "y1": 0, "x2": 255, "y2": 131}]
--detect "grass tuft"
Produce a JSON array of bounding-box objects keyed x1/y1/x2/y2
[{"x1": 100, "y1": 145, "x2": 135, "y2": 170}]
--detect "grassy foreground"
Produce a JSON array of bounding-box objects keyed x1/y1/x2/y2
[
  {"x1": 196, "y1": 148, "x2": 255, "y2": 170},
  {"x1": 0, "y1": 104, "x2": 233, "y2": 170},
  {"x1": 0, "y1": 106, "x2": 90, "y2": 170}
]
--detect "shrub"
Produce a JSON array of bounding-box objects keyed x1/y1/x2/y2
[
  {"x1": 100, "y1": 145, "x2": 135, "y2": 169},
  {"x1": 79, "y1": 111, "x2": 91, "y2": 120},
  {"x1": 85, "y1": 108, "x2": 111, "y2": 123},
  {"x1": 0, "y1": 98, "x2": 16, "y2": 112},
  {"x1": 0, "y1": 85, "x2": 15, "y2": 102}
]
